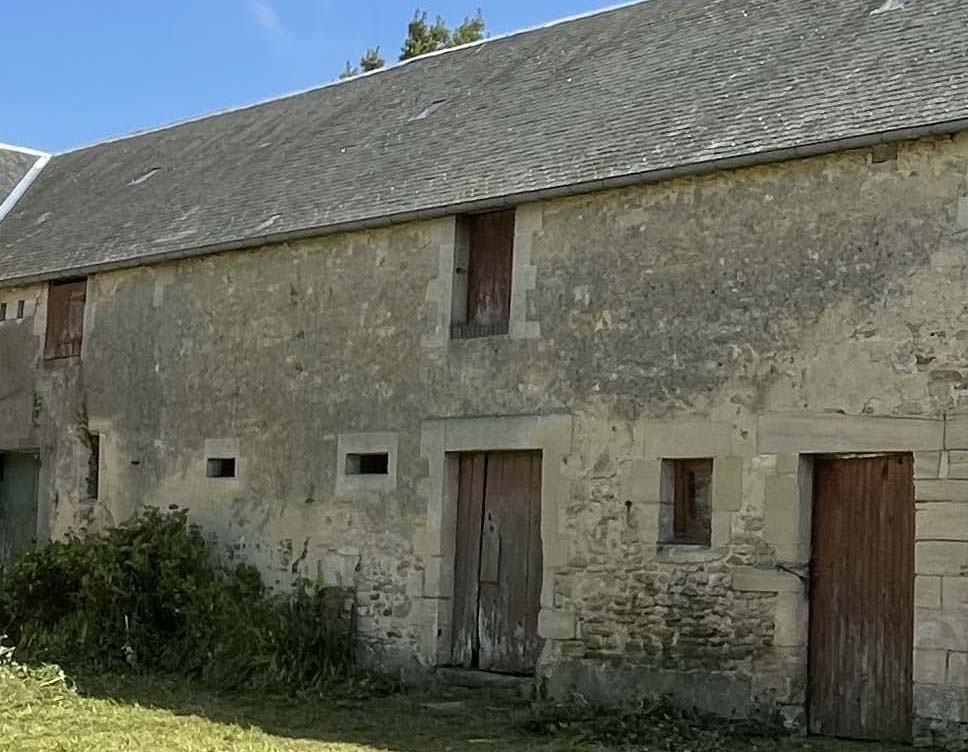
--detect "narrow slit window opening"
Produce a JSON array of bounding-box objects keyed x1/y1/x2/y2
[
  {"x1": 206, "y1": 457, "x2": 237, "y2": 479},
  {"x1": 345, "y1": 452, "x2": 390, "y2": 476},
  {"x1": 86, "y1": 434, "x2": 101, "y2": 500}
]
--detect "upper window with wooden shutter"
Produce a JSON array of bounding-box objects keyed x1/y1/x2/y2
[
  {"x1": 44, "y1": 279, "x2": 87, "y2": 360},
  {"x1": 451, "y1": 209, "x2": 515, "y2": 339}
]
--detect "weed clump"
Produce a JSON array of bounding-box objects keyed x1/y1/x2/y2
[{"x1": 0, "y1": 508, "x2": 353, "y2": 692}]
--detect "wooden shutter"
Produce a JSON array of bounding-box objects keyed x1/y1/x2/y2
[
  {"x1": 45, "y1": 279, "x2": 87, "y2": 360},
  {"x1": 460, "y1": 210, "x2": 514, "y2": 337},
  {"x1": 673, "y1": 459, "x2": 713, "y2": 545}
]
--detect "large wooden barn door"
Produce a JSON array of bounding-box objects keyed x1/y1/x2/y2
[
  {"x1": 451, "y1": 451, "x2": 542, "y2": 674},
  {"x1": 809, "y1": 454, "x2": 914, "y2": 741}
]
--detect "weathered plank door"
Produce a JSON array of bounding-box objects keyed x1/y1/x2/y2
[
  {"x1": 809, "y1": 454, "x2": 914, "y2": 741},
  {"x1": 0, "y1": 452, "x2": 41, "y2": 566},
  {"x1": 451, "y1": 451, "x2": 542, "y2": 674}
]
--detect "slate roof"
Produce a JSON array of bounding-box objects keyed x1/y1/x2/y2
[
  {"x1": 0, "y1": 147, "x2": 41, "y2": 215},
  {"x1": 2, "y1": 0, "x2": 968, "y2": 285}
]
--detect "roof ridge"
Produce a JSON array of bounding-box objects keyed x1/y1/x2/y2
[
  {"x1": 54, "y1": 0, "x2": 652, "y2": 156},
  {"x1": 0, "y1": 142, "x2": 51, "y2": 158}
]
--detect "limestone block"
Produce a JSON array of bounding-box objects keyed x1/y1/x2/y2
[
  {"x1": 757, "y1": 413, "x2": 942, "y2": 454},
  {"x1": 764, "y1": 474, "x2": 805, "y2": 562},
  {"x1": 774, "y1": 454, "x2": 799, "y2": 476},
  {"x1": 621, "y1": 459, "x2": 663, "y2": 503},
  {"x1": 949, "y1": 652, "x2": 968, "y2": 688},
  {"x1": 917, "y1": 504, "x2": 968, "y2": 541},
  {"x1": 917, "y1": 542, "x2": 968, "y2": 576},
  {"x1": 422, "y1": 556, "x2": 448, "y2": 599},
  {"x1": 731, "y1": 567, "x2": 803, "y2": 593},
  {"x1": 406, "y1": 568, "x2": 424, "y2": 597},
  {"x1": 915, "y1": 452, "x2": 943, "y2": 480},
  {"x1": 642, "y1": 421, "x2": 732, "y2": 460},
  {"x1": 538, "y1": 608, "x2": 577, "y2": 640},
  {"x1": 943, "y1": 577, "x2": 968, "y2": 611},
  {"x1": 711, "y1": 511, "x2": 733, "y2": 548},
  {"x1": 917, "y1": 576, "x2": 942, "y2": 609},
  {"x1": 916, "y1": 481, "x2": 968, "y2": 502},
  {"x1": 915, "y1": 610, "x2": 968, "y2": 651},
  {"x1": 712, "y1": 457, "x2": 744, "y2": 512},
  {"x1": 947, "y1": 415, "x2": 968, "y2": 450},
  {"x1": 915, "y1": 648, "x2": 948, "y2": 684},
  {"x1": 914, "y1": 684, "x2": 968, "y2": 722},
  {"x1": 950, "y1": 451, "x2": 968, "y2": 480},
  {"x1": 774, "y1": 592, "x2": 808, "y2": 648}
]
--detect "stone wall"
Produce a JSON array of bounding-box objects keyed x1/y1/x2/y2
[
  {"x1": 2, "y1": 132, "x2": 968, "y2": 740},
  {"x1": 911, "y1": 419, "x2": 968, "y2": 746}
]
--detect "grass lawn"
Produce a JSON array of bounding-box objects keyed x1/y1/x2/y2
[{"x1": 0, "y1": 668, "x2": 914, "y2": 752}]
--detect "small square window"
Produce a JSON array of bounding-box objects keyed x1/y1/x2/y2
[
  {"x1": 670, "y1": 458, "x2": 713, "y2": 546},
  {"x1": 345, "y1": 452, "x2": 389, "y2": 476},
  {"x1": 206, "y1": 457, "x2": 237, "y2": 479}
]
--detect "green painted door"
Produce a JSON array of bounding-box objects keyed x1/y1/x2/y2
[{"x1": 0, "y1": 452, "x2": 40, "y2": 565}]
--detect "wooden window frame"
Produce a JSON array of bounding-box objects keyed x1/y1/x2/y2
[
  {"x1": 451, "y1": 209, "x2": 515, "y2": 340},
  {"x1": 44, "y1": 278, "x2": 87, "y2": 361},
  {"x1": 671, "y1": 458, "x2": 713, "y2": 546}
]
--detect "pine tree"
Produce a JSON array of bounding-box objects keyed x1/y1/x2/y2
[
  {"x1": 400, "y1": 11, "x2": 452, "y2": 60},
  {"x1": 360, "y1": 47, "x2": 385, "y2": 72},
  {"x1": 451, "y1": 11, "x2": 485, "y2": 47},
  {"x1": 338, "y1": 9, "x2": 486, "y2": 78}
]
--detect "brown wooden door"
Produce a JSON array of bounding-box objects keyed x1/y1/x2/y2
[
  {"x1": 809, "y1": 454, "x2": 914, "y2": 741},
  {"x1": 451, "y1": 451, "x2": 542, "y2": 674}
]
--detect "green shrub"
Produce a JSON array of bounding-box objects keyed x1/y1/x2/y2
[{"x1": 0, "y1": 508, "x2": 353, "y2": 691}]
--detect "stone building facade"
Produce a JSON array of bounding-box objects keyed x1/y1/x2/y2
[
  {"x1": 1, "y1": 132, "x2": 968, "y2": 741},
  {"x1": 3, "y1": 0, "x2": 968, "y2": 744}
]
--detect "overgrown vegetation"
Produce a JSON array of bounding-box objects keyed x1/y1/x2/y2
[
  {"x1": 0, "y1": 509, "x2": 353, "y2": 692},
  {"x1": 521, "y1": 694, "x2": 786, "y2": 752}
]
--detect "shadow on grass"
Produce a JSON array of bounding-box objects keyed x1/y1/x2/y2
[{"x1": 71, "y1": 672, "x2": 561, "y2": 752}]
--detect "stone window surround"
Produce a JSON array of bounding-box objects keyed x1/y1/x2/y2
[
  {"x1": 422, "y1": 206, "x2": 542, "y2": 349},
  {"x1": 753, "y1": 411, "x2": 964, "y2": 734},
  {"x1": 335, "y1": 432, "x2": 399, "y2": 495},
  {"x1": 416, "y1": 414, "x2": 574, "y2": 665},
  {"x1": 624, "y1": 420, "x2": 743, "y2": 558},
  {"x1": 202, "y1": 437, "x2": 244, "y2": 490}
]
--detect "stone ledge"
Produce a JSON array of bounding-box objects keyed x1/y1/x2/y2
[{"x1": 731, "y1": 567, "x2": 803, "y2": 593}]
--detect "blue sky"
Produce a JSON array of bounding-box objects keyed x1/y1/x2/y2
[{"x1": 1, "y1": 1, "x2": 609, "y2": 153}]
